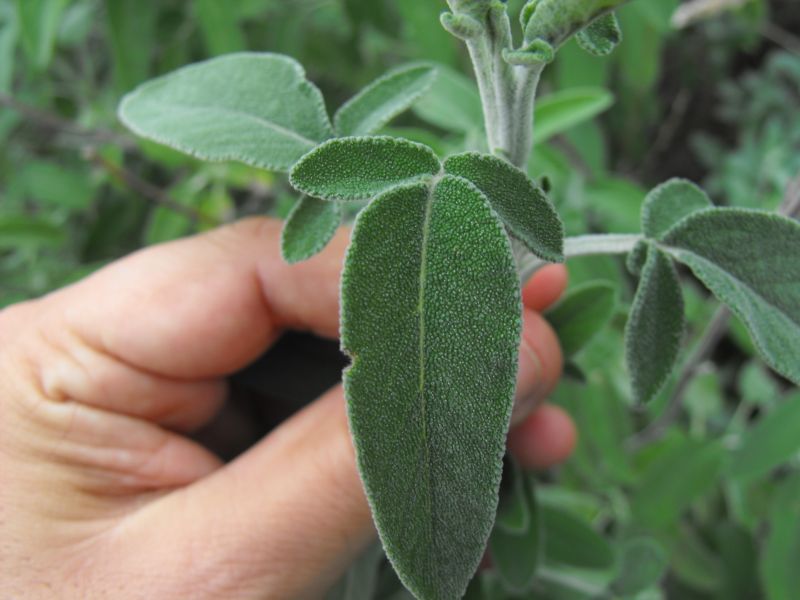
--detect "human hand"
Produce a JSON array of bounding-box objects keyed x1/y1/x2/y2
[{"x1": 0, "y1": 218, "x2": 574, "y2": 599}]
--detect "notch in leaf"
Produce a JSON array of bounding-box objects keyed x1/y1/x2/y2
[
  {"x1": 342, "y1": 175, "x2": 521, "y2": 600},
  {"x1": 625, "y1": 243, "x2": 685, "y2": 404},
  {"x1": 290, "y1": 136, "x2": 441, "y2": 201},
  {"x1": 444, "y1": 152, "x2": 564, "y2": 262},
  {"x1": 118, "y1": 53, "x2": 332, "y2": 172},
  {"x1": 334, "y1": 63, "x2": 437, "y2": 137}
]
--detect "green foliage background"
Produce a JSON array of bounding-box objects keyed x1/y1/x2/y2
[{"x1": 1, "y1": 0, "x2": 799, "y2": 598}]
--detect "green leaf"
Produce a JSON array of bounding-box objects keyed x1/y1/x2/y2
[
  {"x1": 533, "y1": 87, "x2": 614, "y2": 145},
  {"x1": 489, "y1": 474, "x2": 541, "y2": 594},
  {"x1": 281, "y1": 196, "x2": 341, "y2": 264},
  {"x1": 119, "y1": 53, "x2": 333, "y2": 172},
  {"x1": 342, "y1": 176, "x2": 521, "y2": 600},
  {"x1": 641, "y1": 178, "x2": 713, "y2": 240},
  {"x1": 18, "y1": 161, "x2": 94, "y2": 210},
  {"x1": 335, "y1": 63, "x2": 437, "y2": 137},
  {"x1": 662, "y1": 209, "x2": 800, "y2": 384},
  {"x1": 15, "y1": 0, "x2": 68, "y2": 70},
  {"x1": 541, "y1": 506, "x2": 614, "y2": 570},
  {"x1": 290, "y1": 136, "x2": 440, "y2": 201},
  {"x1": 443, "y1": 152, "x2": 564, "y2": 262},
  {"x1": 546, "y1": 281, "x2": 617, "y2": 358},
  {"x1": 625, "y1": 245, "x2": 685, "y2": 403},
  {"x1": 0, "y1": 214, "x2": 65, "y2": 249},
  {"x1": 760, "y1": 475, "x2": 800, "y2": 600},
  {"x1": 194, "y1": 0, "x2": 246, "y2": 55},
  {"x1": 716, "y1": 523, "x2": 761, "y2": 600},
  {"x1": 632, "y1": 438, "x2": 725, "y2": 529},
  {"x1": 326, "y1": 542, "x2": 384, "y2": 600},
  {"x1": 728, "y1": 392, "x2": 800, "y2": 482},
  {"x1": 104, "y1": 0, "x2": 157, "y2": 91},
  {"x1": 576, "y1": 13, "x2": 622, "y2": 57},
  {"x1": 413, "y1": 64, "x2": 483, "y2": 134},
  {"x1": 609, "y1": 538, "x2": 667, "y2": 595},
  {"x1": 495, "y1": 458, "x2": 530, "y2": 534}
]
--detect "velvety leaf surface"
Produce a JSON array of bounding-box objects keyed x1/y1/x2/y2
[
  {"x1": 625, "y1": 245, "x2": 685, "y2": 403},
  {"x1": 290, "y1": 136, "x2": 441, "y2": 201},
  {"x1": 334, "y1": 63, "x2": 437, "y2": 136},
  {"x1": 546, "y1": 280, "x2": 617, "y2": 358},
  {"x1": 342, "y1": 176, "x2": 521, "y2": 600},
  {"x1": 489, "y1": 474, "x2": 541, "y2": 593},
  {"x1": 443, "y1": 152, "x2": 564, "y2": 262},
  {"x1": 540, "y1": 505, "x2": 614, "y2": 570},
  {"x1": 281, "y1": 196, "x2": 341, "y2": 264},
  {"x1": 662, "y1": 209, "x2": 800, "y2": 384},
  {"x1": 728, "y1": 392, "x2": 800, "y2": 482},
  {"x1": 119, "y1": 53, "x2": 332, "y2": 172},
  {"x1": 576, "y1": 12, "x2": 622, "y2": 57},
  {"x1": 642, "y1": 178, "x2": 712, "y2": 240}
]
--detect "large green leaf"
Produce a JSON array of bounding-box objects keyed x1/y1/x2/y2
[
  {"x1": 533, "y1": 87, "x2": 614, "y2": 145},
  {"x1": 489, "y1": 474, "x2": 541, "y2": 594},
  {"x1": 728, "y1": 392, "x2": 800, "y2": 482},
  {"x1": 335, "y1": 63, "x2": 437, "y2": 137},
  {"x1": 413, "y1": 64, "x2": 483, "y2": 134},
  {"x1": 194, "y1": 0, "x2": 246, "y2": 55},
  {"x1": 281, "y1": 196, "x2": 341, "y2": 264},
  {"x1": 540, "y1": 505, "x2": 614, "y2": 570},
  {"x1": 609, "y1": 538, "x2": 667, "y2": 595},
  {"x1": 290, "y1": 136, "x2": 440, "y2": 201},
  {"x1": 761, "y1": 475, "x2": 800, "y2": 600},
  {"x1": 119, "y1": 53, "x2": 333, "y2": 172},
  {"x1": 625, "y1": 245, "x2": 685, "y2": 403},
  {"x1": 104, "y1": 0, "x2": 157, "y2": 92},
  {"x1": 641, "y1": 178, "x2": 712, "y2": 240},
  {"x1": 662, "y1": 209, "x2": 800, "y2": 384},
  {"x1": 15, "y1": 0, "x2": 68, "y2": 70},
  {"x1": 443, "y1": 152, "x2": 564, "y2": 262},
  {"x1": 342, "y1": 176, "x2": 521, "y2": 600},
  {"x1": 0, "y1": 214, "x2": 65, "y2": 249},
  {"x1": 546, "y1": 281, "x2": 617, "y2": 358}
]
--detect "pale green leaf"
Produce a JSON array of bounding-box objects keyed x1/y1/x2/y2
[
  {"x1": 18, "y1": 161, "x2": 94, "y2": 210},
  {"x1": 610, "y1": 538, "x2": 667, "y2": 595},
  {"x1": 104, "y1": 0, "x2": 157, "y2": 91},
  {"x1": 533, "y1": 87, "x2": 614, "y2": 145},
  {"x1": 541, "y1": 506, "x2": 614, "y2": 570},
  {"x1": 15, "y1": 0, "x2": 68, "y2": 70},
  {"x1": 281, "y1": 196, "x2": 341, "y2": 264},
  {"x1": 119, "y1": 53, "x2": 333, "y2": 172},
  {"x1": 443, "y1": 152, "x2": 564, "y2": 262},
  {"x1": 413, "y1": 64, "x2": 483, "y2": 134},
  {"x1": 342, "y1": 176, "x2": 521, "y2": 600},
  {"x1": 576, "y1": 13, "x2": 622, "y2": 57},
  {"x1": 728, "y1": 392, "x2": 800, "y2": 482},
  {"x1": 641, "y1": 178, "x2": 712, "y2": 240},
  {"x1": 489, "y1": 474, "x2": 541, "y2": 594},
  {"x1": 625, "y1": 245, "x2": 685, "y2": 403},
  {"x1": 335, "y1": 63, "x2": 437, "y2": 137},
  {"x1": 0, "y1": 214, "x2": 65, "y2": 249},
  {"x1": 546, "y1": 281, "x2": 617, "y2": 358},
  {"x1": 290, "y1": 136, "x2": 440, "y2": 201},
  {"x1": 194, "y1": 0, "x2": 246, "y2": 55},
  {"x1": 662, "y1": 209, "x2": 800, "y2": 384}
]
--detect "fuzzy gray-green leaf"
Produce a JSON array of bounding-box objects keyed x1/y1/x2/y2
[
  {"x1": 444, "y1": 152, "x2": 564, "y2": 262},
  {"x1": 625, "y1": 245, "x2": 685, "y2": 403},
  {"x1": 342, "y1": 176, "x2": 521, "y2": 600},
  {"x1": 642, "y1": 178, "x2": 712, "y2": 240},
  {"x1": 119, "y1": 53, "x2": 332, "y2": 172},
  {"x1": 334, "y1": 63, "x2": 437, "y2": 137},
  {"x1": 290, "y1": 136, "x2": 440, "y2": 201},
  {"x1": 576, "y1": 12, "x2": 622, "y2": 57},
  {"x1": 280, "y1": 196, "x2": 341, "y2": 264},
  {"x1": 662, "y1": 208, "x2": 800, "y2": 384}
]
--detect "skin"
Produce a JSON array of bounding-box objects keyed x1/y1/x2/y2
[{"x1": 0, "y1": 218, "x2": 575, "y2": 599}]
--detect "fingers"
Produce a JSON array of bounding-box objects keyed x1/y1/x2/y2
[
  {"x1": 522, "y1": 264, "x2": 568, "y2": 312},
  {"x1": 112, "y1": 386, "x2": 373, "y2": 599},
  {"x1": 50, "y1": 218, "x2": 348, "y2": 380},
  {"x1": 507, "y1": 404, "x2": 577, "y2": 471}
]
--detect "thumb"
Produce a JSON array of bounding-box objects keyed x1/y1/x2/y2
[{"x1": 116, "y1": 386, "x2": 374, "y2": 600}]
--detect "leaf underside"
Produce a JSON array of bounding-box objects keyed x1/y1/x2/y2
[
  {"x1": 642, "y1": 178, "x2": 712, "y2": 240},
  {"x1": 444, "y1": 152, "x2": 564, "y2": 263},
  {"x1": 118, "y1": 53, "x2": 332, "y2": 172},
  {"x1": 280, "y1": 196, "x2": 341, "y2": 264},
  {"x1": 662, "y1": 208, "x2": 800, "y2": 385},
  {"x1": 625, "y1": 245, "x2": 685, "y2": 403},
  {"x1": 290, "y1": 136, "x2": 441, "y2": 201},
  {"x1": 342, "y1": 176, "x2": 521, "y2": 600},
  {"x1": 334, "y1": 63, "x2": 437, "y2": 137}
]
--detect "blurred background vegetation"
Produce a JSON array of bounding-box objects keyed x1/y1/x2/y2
[{"x1": 1, "y1": 0, "x2": 799, "y2": 598}]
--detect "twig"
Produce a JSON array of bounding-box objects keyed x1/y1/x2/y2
[
  {"x1": 628, "y1": 173, "x2": 800, "y2": 450},
  {"x1": 761, "y1": 22, "x2": 800, "y2": 56},
  {"x1": 671, "y1": 0, "x2": 748, "y2": 28},
  {"x1": 0, "y1": 93, "x2": 134, "y2": 148},
  {"x1": 84, "y1": 149, "x2": 218, "y2": 227}
]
